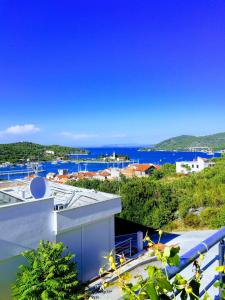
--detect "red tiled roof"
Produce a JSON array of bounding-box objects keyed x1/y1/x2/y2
[
  {"x1": 131, "y1": 164, "x2": 156, "y2": 171},
  {"x1": 75, "y1": 172, "x2": 96, "y2": 179},
  {"x1": 99, "y1": 171, "x2": 110, "y2": 177}
]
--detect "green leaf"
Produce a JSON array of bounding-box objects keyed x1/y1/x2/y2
[
  {"x1": 168, "y1": 254, "x2": 180, "y2": 266},
  {"x1": 41, "y1": 290, "x2": 49, "y2": 300},
  {"x1": 163, "y1": 247, "x2": 171, "y2": 258},
  {"x1": 147, "y1": 266, "x2": 156, "y2": 279},
  {"x1": 215, "y1": 266, "x2": 225, "y2": 272},
  {"x1": 202, "y1": 292, "x2": 212, "y2": 300},
  {"x1": 189, "y1": 279, "x2": 200, "y2": 300},
  {"x1": 145, "y1": 282, "x2": 159, "y2": 300},
  {"x1": 213, "y1": 281, "x2": 221, "y2": 288},
  {"x1": 156, "y1": 278, "x2": 173, "y2": 292}
]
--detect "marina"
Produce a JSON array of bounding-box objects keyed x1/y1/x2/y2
[{"x1": 0, "y1": 148, "x2": 221, "y2": 181}]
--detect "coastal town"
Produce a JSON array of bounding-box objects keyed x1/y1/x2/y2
[
  {"x1": 40, "y1": 155, "x2": 215, "y2": 184},
  {"x1": 45, "y1": 162, "x2": 161, "y2": 184},
  {"x1": 1, "y1": 0, "x2": 225, "y2": 299}
]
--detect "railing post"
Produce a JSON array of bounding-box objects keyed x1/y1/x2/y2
[
  {"x1": 129, "y1": 239, "x2": 132, "y2": 257},
  {"x1": 219, "y1": 239, "x2": 225, "y2": 298},
  {"x1": 137, "y1": 231, "x2": 143, "y2": 252}
]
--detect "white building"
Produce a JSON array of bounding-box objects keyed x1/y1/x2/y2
[
  {"x1": 176, "y1": 157, "x2": 215, "y2": 174},
  {"x1": 58, "y1": 168, "x2": 68, "y2": 175},
  {"x1": 45, "y1": 150, "x2": 55, "y2": 155},
  {"x1": 46, "y1": 172, "x2": 56, "y2": 179},
  {"x1": 0, "y1": 180, "x2": 121, "y2": 299}
]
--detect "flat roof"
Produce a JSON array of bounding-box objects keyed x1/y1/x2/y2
[{"x1": 0, "y1": 179, "x2": 119, "y2": 209}]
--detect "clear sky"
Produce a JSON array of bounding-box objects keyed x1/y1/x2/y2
[{"x1": 0, "y1": 0, "x2": 225, "y2": 146}]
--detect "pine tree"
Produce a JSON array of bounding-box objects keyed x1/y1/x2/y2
[{"x1": 12, "y1": 240, "x2": 83, "y2": 300}]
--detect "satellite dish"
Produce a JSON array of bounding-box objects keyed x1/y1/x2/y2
[{"x1": 30, "y1": 176, "x2": 47, "y2": 199}]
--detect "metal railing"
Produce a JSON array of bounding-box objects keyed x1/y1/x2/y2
[
  {"x1": 165, "y1": 227, "x2": 225, "y2": 298},
  {"x1": 115, "y1": 238, "x2": 132, "y2": 257},
  {"x1": 219, "y1": 240, "x2": 225, "y2": 299},
  {"x1": 115, "y1": 232, "x2": 141, "y2": 258}
]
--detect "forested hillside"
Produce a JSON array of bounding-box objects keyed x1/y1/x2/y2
[
  {"x1": 142, "y1": 132, "x2": 225, "y2": 151},
  {"x1": 0, "y1": 142, "x2": 88, "y2": 163}
]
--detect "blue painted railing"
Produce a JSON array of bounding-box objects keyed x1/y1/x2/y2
[{"x1": 166, "y1": 227, "x2": 225, "y2": 298}]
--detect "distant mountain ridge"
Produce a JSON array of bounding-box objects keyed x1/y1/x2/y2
[{"x1": 144, "y1": 132, "x2": 225, "y2": 151}]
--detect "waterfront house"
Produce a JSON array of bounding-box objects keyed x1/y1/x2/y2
[
  {"x1": 46, "y1": 172, "x2": 56, "y2": 179},
  {"x1": 93, "y1": 170, "x2": 111, "y2": 180},
  {"x1": 58, "y1": 169, "x2": 69, "y2": 175},
  {"x1": 53, "y1": 174, "x2": 70, "y2": 184},
  {"x1": 45, "y1": 150, "x2": 55, "y2": 155},
  {"x1": 121, "y1": 163, "x2": 160, "y2": 178},
  {"x1": 74, "y1": 171, "x2": 97, "y2": 180},
  {"x1": 0, "y1": 180, "x2": 121, "y2": 298},
  {"x1": 176, "y1": 157, "x2": 215, "y2": 174}
]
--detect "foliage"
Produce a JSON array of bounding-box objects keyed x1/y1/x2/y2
[
  {"x1": 209, "y1": 205, "x2": 225, "y2": 229},
  {"x1": 0, "y1": 142, "x2": 88, "y2": 163},
  {"x1": 67, "y1": 178, "x2": 120, "y2": 194},
  {"x1": 67, "y1": 155, "x2": 225, "y2": 230},
  {"x1": 12, "y1": 240, "x2": 83, "y2": 300},
  {"x1": 98, "y1": 232, "x2": 205, "y2": 300},
  {"x1": 214, "y1": 264, "x2": 225, "y2": 299},
  {"x1": 184, "y1": 213, "x2": 200, "y2": 228},
  {"x1": 200, "y1": 207, "x2": 220, "y2": 227},
  {"x1": 151, "y1": 163, "x2": 176, "y2": 179},
  {"x1": 181, "y1": 164, "x2": 192, "y2": 171}
]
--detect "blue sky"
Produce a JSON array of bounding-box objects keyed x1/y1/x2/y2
[{"x1": 0, "y1": 0, "x2": 225, "y2": 146}]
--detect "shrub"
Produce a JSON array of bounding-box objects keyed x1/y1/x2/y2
[
  {"x1": 200, "y1": 207, "x2": 220, "y2": 227},
  {"x1": 184, "y1": 213, "x2": 200, "y2": 227},
  {"x1": 12, "y1": 240, "x2": 83, "y2": 300},
  {"x1": 210, "y1": 205, "x2": 225, "y2": 229}
]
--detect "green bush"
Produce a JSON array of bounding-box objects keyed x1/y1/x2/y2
[
  {"x1": 67, "y1": 155, "x2": 225, "y2": 230},
  {"x1": 200, "y1": 207, "x2": 220, "y2": 227},
  {"x1": 12, "y1": 241, "x2": 83, "y2": 300},
  {"x1": 184, "y1": 213, "x2": 200, "y2": 227},
  {"x1": 210, "y1": 205, "x2": 225, "y2": 228}
]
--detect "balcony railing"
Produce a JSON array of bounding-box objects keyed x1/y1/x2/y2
[{"x1": 165, "y1": 227, "x2": 225, "y2": 299}]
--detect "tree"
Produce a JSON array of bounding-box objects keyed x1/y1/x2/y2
[{"x1": 12, "y1": 240, "x2": 83, "y2": 300}]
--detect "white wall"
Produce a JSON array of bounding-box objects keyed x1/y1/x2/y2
[
  {"x1": 0, "y1": 255, "x2": 26, "y2": 300},
  {"x1": 57, "y1": 217, "x2": 115, "y2": 281},
  {"x1": 0, "y1": 198, "x2": 55, "y2": 299},
  {"x1": 0, "y1": 198, "x2": 55, "y2": 260},
  {"x1": 0, "y1": 193, "x2": 121, "y2": 297},
  {"x1": 176, "y1": 160, "x2": 212, "y2": 174},
  {"x1": 55, "y1": 198, "x2": 120, "y2": 282},
  {"x1": 54, "y1": 197, "x2": 121, "y2": 234}
]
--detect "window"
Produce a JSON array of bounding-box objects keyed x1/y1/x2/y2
[{"x1": 196, "y1": 165, "x2": 199, "y2": 168}]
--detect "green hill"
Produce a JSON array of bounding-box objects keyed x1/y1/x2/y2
[
  {"x1": 143, "y1": 132, "x2": 225, "y2": 151},
  {"x1": 0, "y1": 142, "x2": 88, "y2": 163}
]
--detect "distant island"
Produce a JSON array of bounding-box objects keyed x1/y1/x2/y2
[
  {"x1": 0, "y1": 142, "x2": 89, "y2": 163},
  {"x1": 140, "y1": 132, "x2": 225, "y2": 152}
]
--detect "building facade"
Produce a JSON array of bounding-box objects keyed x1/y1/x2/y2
[
  {"x1": 0, "y1": 180, "x2": 121, "y2": 299},
  {"x1": 176, "y1": 157, "x2": 215, "y2": 174}
]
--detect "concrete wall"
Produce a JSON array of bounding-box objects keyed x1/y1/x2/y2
[
  {"x1": 54, "y1": 197, "x2": 121, "y2": 234},
  {"x1": 54, "y1": 197, "x2": 120, "y2": 281},
  {"x1": 0, "y1": 198, "x2": 55, "y2": 299},
  {"x1": 0, "y1": 255, "x2": 26, "y2": 300},
  {"x1": 56, "y1": 215, "x2": 116, "y2": 281},
  {"x1": 0, "y1": 194, "x2": 121, "y2": 297}
]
